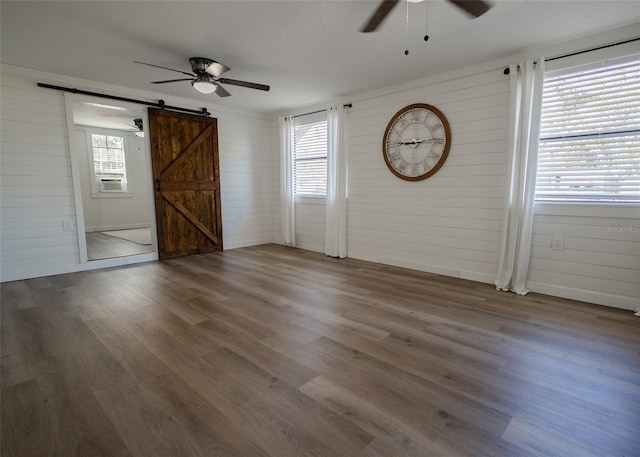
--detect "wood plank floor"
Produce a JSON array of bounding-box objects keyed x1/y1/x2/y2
[{"x1": 2, "y1": 244, "x2": 638, "y2": 457}]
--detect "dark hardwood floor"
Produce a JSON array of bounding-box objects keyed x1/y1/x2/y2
[{"x1": 1, "y1": 244, "x2": 638, "y2": 457}]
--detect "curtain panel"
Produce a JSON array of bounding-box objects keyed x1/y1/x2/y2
[
  {"x1": 495, "y1": 59, "x2": 545, "y2": 295},
  {"x1": 279, "y1": 116, "x2": 296, "y2": 246},
  {"x1": 325, "y1": 105, "x2": 347, "y2": 258}
]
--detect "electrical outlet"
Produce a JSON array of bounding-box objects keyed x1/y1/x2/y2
[
  {"x1": 551, "y1": 235, "x2": 564, "y2": 251},
  {"x1": 62, "y1": 219, "x2": 74, "y2": 232}
]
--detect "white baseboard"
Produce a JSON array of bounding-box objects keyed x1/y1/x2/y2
[
  {"x1": 224, "y1": 238, "x2": 274, "y2": 250},
  {"x1": 377, "y1": 256, "x2": 495, "y2": 285},
  {"x1": 526, "y1": 280, "x2": 638, "y2": 311},
  {"x1": 295, "y1": 242, "x2": 324, "y2": 254},
  {"x1": 1, "y1": 252, "x2": 158, "y2": 283},
  {"x1": 460, "y1": 270, "x2": 495, "y2": 285},
  {"x1": 379, "y1": 256, "x2": 459, "y2": 277}
]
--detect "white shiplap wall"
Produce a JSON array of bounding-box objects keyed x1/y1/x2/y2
[
  {"x1": 1, "y1": 69, "x2": 79, "y2": 276},
  {"x1": 270, "y1": 68, "x2": 508, "y2": 279},
  {"x1": 346, "y1": 69, "x2": 509, "y2": 283},
  {"x1": 295, "y1": 199, "x2": 326, "y2": 253},
  {"x1": 1, "y1": 63, "x2": 272, "y2": 281},
  {"x1": 218, "y1": 113, "x2": 273, "y2": 250},
  {"x1": 270, "y1": 23, "x2": 640, "y2": 310},
  {"x1": 528, "y1": 206, "x2": 640, "y2": 310}
]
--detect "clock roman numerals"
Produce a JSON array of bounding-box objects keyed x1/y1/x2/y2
[{"x1": 388, "y1": 150, "x2": 401, "y2": 161}]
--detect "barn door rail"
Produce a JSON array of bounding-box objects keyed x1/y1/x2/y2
[{"x1": 37, "y1": 83, "x2": 211, "y2": 116}]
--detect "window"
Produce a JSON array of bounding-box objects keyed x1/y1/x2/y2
[
  {"x1": 89, "y1": 132, "x2": 128, "y2": 194},
  {"x1": 294, "y1": 113, "x2": 327, "y2": 196},
  {"x1": 535, "y1": 55, "x2": 640, "y2": 203}
]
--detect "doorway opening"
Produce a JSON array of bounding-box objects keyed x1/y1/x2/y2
[{"x1": 66, "y1": 94, "x2": 158, "y2": 264}]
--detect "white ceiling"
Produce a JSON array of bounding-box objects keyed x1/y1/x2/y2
[
  {"x1": 72, "y1": 101, "x2": 146, "y2": 132},
  {"x1": 2, "y1": 1, "x2": 639, "y2": 114}
]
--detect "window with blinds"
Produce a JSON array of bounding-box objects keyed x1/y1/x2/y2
[
  {"x1": 294, "y1": 114, "x2": 327, "y2": 196},
  {"x1": 90, "y1": 133, "x2": 128, "y2": 193},
  {"x1": 536, "y1": 55, "x2": 640, "y2": 203}
]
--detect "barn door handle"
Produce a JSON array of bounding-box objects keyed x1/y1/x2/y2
[{"x1": 155, "y1": 179, "x2": 161, "y2": 192}]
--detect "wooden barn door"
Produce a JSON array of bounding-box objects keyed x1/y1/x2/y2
[{"x1": 148, "y1": 108, "x2": 223, "y2": 259}]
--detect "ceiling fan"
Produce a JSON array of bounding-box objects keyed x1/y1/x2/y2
[
  {"x1": 360, "y1": 0, "x2": 492, "y2": 33},
  {"x1": 134, "y1": 57, "x2": 270, "y2": 97},
  {"x1": 129, "y1": 118, "x2": 144, "y2": 137}
]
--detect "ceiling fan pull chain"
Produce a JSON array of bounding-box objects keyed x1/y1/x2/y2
[
  {"x1": 424, "y1": 0, "x2": 430, "y2": 41},
  {"x1": 404, "y1": 0, "x2": 410, "y2": 55}
]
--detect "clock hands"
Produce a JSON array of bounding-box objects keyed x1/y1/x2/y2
[
  {"x1": 396, "y1": 139, "x2": 426, "y2": 146},
  {"x1": 392, "y1": 137, "x2": 444, "y2": 147}
]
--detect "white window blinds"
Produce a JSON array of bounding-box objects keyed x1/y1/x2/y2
[
  {"x1": 536, "y1": 56, "x2": 640, "y2": 202},
  {"x1": 294, "y1": 113, "x2": 327, "y2": 196}
]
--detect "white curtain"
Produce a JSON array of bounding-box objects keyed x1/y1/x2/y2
[
  {"x1": 280, "y1": 115, "x2": 296, "y2": 246},
  {"x1": 325, "y1": 105, "x2": 347, "y2": 258},
  {"x1": 495, "y1": 59, "x2": 545, "y2": 295}
]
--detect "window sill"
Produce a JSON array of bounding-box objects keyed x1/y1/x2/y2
[
  {"x1": 90, "y1": 192, "x2": 134, "y2": 199},
  {"x1": 295, "y1": 195, "x2": 326, "y2": 205},
  {"x1": 534, "y1": 201, "x2": 640, "y2": 218}
]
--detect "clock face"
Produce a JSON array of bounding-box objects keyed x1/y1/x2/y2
[{"x1": 383, "y1": 103, "x2": 451, "y2": 181}]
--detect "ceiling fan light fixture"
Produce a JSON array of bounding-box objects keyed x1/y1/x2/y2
[
  {"x1": 406, "y1": 0, "x2": 424, "y2": 3},
  {"x1": 192, "y1": 76, "x2": 217, "y2": 94}
]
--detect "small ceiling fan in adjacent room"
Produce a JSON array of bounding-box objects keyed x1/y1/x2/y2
[
  {"x1": 130, "y1": 118, "x2": 144, "y2": 137},
  {"x1": 134, "y1": 57, "x2": 270, "y2": 97},
  {"x1": 360, "y1": 0, "x2": 492, "y2": 33}
]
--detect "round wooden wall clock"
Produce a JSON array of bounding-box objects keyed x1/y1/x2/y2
[{"x1": 383, "y1": 103, "x2": 451, "y2": 181}]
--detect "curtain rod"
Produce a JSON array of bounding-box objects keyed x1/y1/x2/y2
[
  {"x1": 503, "y1": 36, "x2": 640, "y2": 75},
  {"x1": 37, "y1": 83, "x2": 211, "y2": 116},
  {"x1": 292, "y1": 103, "x2": 353, "y2": 119}
]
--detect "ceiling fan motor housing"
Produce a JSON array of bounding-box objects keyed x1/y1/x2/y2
[{"x1": 189, "y1": 57, "x2": 215, "y2": 74}]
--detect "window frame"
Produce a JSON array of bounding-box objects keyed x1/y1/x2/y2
[
  {"x1": 293, "y1": 111, "x2": 328, "y2": 198},
  {"x1": 534, "y1": 53, "x2": 640, "y2": 206},
  {"x1": 86, "y1": 129, "x2": 132, "y2": 198}
]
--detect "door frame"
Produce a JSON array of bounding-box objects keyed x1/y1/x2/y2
[{"x1": 64, "y1": 92, "x2": 159, "y2": 269}]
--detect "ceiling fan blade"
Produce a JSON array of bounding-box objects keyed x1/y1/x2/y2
[
  {"x1": 447, "y1": 0, "x2": 491, "y2": 18},
  {"x1": 134, "y1": 61, "x2": 195, "y2": 77},
  {"x1": 217, "y1": 78, "x2": 270, "y2": 92},
  {"x1": 360, "y1": 0, "x2": 400, "y2": 33},
  {"x1": 205, "y1": 61, "x2": 231, "y2": 77},
  {"x1": 150, "y1": 78, "x2": 194, "y2": 84},
  {"x1": 215, "y1": 84, "x2": 231, "y2": 97}
]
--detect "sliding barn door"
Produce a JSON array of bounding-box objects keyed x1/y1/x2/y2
[{"x1": 148, "y1": 108, "x2": 223, "y2": 259}]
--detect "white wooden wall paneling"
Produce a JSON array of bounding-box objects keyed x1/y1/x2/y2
[{"x1": 1, "y1": 63, "x2": 273, "y2": 280}]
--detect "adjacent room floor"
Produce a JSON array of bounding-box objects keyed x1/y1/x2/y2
[
  {"x1": 86, "y1": 228, "x2": 153, "y2": 261},
  {"x1": 1, "y1": 244, "x2": 638, "y2": 456}
]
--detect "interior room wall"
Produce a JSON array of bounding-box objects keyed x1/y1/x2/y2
[
  {"x1": 345, "y1": 68, "x2": 508, "y2": 284},
  {"x1": 271, "y1": 24, "x2": 640, "y2": 310},
  {"x1": 74, "y1": 127, "x2": 151, "y2": 232},
  {"x1": 0, "y1": 63, "x2": 272, "y2": 282}
]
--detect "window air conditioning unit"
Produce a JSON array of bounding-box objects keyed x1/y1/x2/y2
[{"x1": 99, "y1": 177, "x2": 125, "y2": 192}]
